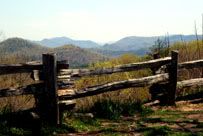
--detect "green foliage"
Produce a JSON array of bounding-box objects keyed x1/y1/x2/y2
[
  {"x1": 0, "y1": 104, "x2": 12, "y2": 115},
  {"x1": 0, "y1": 125, "x2": 31, "y2": 136},
  {"x1": 169, "y1": 132, "x2": 200, "y2": 136},
  {"x1": 102, "y1": 128, "x2": 122, "y2": 136},
  {"x1": 66, "y1": 118, "x2": 100, "y2": 132},
  {"x1": 41, "y1": 124, "x2": 75, "y2": 136},
  {"x1": 143, "y1": 126, "x2": 171, "y2": 136},
  {"x1": 90, "y1": 99, "x2": 153, "y2": 120},
  {"x1": 91, "y1": 99, "x2": 122, "y2": 120}
]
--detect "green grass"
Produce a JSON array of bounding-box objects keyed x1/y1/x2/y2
[
  {"x1": 1, "y1": 103, "x2": 203, "y2": 136},
  {"x1": 138, "y1": 109, "x2": 203, "y2": 136},
  {"x1": 143, "y1": 126, "x2": 172, "y2": 136},
  {"x1": 65, "y1": 117, "x2": 101, "y2": 132},
  {"x1": 41, "y1": 124, "x2": 76, "y2": 136},
  {"x1": 90, "y1": 99, "x2": 153, "y2": 120},
  {"x1": 142, "y1": 126, "x2": 203, "y2": 136},
  {"x1": 0, "y1": 124, "x2": 31, "y2": 136},
  {"x1": 169, "y1": 132, "x2": 203, "y2": 136}
]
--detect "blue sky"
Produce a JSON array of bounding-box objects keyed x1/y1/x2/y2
[{"x1": 0, "y1": 0, "x2": 203, "y2": 42}]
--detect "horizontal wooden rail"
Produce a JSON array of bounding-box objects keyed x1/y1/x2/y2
[
  {"x1": 0, "y1": 83, "x2": 73, "y2": 98},
  {"x1": 31, "y1": 57, "x2": 171, "y2": 81},
  {"x1": 177, "y1": 78, "x2": 203, "y2": 89},
  {"x1": 178, "y1": 59, "x2": 203, "y2": 69},
  {"x1": 0, "y1": 61, "x2": 69, "y2": 75},
  {"x1": 2, "y1": 76, "x2": 203, "y2": 99},
  {"x1": 143, "y1": 59, "x2": 203, "y2": 73},
  {"x1": 0, "y1": 63, "x2": 42, "y2": 75},
  {"x1": 0, "y1": 83, "x2": 43, "y2": 97},
  {"x1": 58, "y1": 57, "x2": 171, "y2": 77},
  {"x1": 59, "y1": 73, "x2": 169, "y2": 100}
]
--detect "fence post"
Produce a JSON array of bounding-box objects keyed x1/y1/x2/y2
[
  {"x1": 152, "y1": 53, "x2": 160, "y2": 75},
  {"x1": 153, "y1": 52, "x2": 160, "y2": 60},
  {"x1": 41, "y1": 53, "x2": 59, "y2": 125},
  {"x1": 167, "y1": 50, "x2": 178, "y2": 105}
]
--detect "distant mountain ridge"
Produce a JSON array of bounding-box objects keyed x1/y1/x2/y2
[
  {"x1": 0, "y1": 38, "x2": 107, "y2": 67},
  {"x1": 35, "y1": 35, "x2": 202, "y2": 50},
  {"x1": 0, "y1": 35, "x2": 202, "y2": 60},
  {"x1": 36, "y1": 36, "x2": 101, "y2": 48},
  {"x1": 101, "y1": 35, "x2": 202, "y2": 51},
  {"x1": 35, "y1": 35, "x2": 202, "y2": 57},
  {"x1": 90, "y1": 34, "x2": 202, "y2": 57}
]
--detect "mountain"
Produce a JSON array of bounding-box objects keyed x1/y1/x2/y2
[
  {"x1": 54, "y1": 45, "x2": 107, "y2": 67},
  {"x1": 0, "y1": 38, "x2": 107, "y2": 67},
  {"x1": 102, "y1": 36, "x2": 158, "y2": 51},
  {"x1": 37, "y1": 37, "x2": 101, "y2": 48},
  {"x1": 168, "y1": 34, "x2": 202, "y2": 43},
  {"x1": 102, "y1": 35, "x2": 202, "y2": 51},
  {"x1": 1, "y1": 34, "x2": 201, "y2": 62},
  {"x1": 91, "y1": 34, "x2": 202, "y2": 57},
  {"x1": 0, "y1": 37, "x2": 49, "y2": 60},
  {"x1": 90, "y1": 48, "x2": 148, "y2": 57}
]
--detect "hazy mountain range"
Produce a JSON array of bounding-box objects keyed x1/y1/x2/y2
[
  {"x1": 0, "y1": 34, "x2": 201, "y2": 65},
  {"x1": 102, "y1": 35, "x2": 202, "y2": 51},
  {"x1": 35, "y1": 37, "x2": 101, "y2": 48},
  {"x1": 93, "y1": 35, "x2": 202, "y2": 57},
  {"x1": 36, "y1": 35, "x2": 202, "y2": 56}
]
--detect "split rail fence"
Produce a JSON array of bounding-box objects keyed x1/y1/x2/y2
[{"x1": 1, "y1": 51, "x2": 203, "y2": 126}]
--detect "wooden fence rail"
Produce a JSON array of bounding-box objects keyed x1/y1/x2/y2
[
  {"x1": 58, "y1": 57, "x2": 171, "y2": 77},
  {"x1": 0, "y1": 83, "x2": 42, "y2": 97},
  {"x1": 59, "y1": 73, "x2": 169, "y2": 100},
  {"x1": 0, "y1": 61, "x2": 69, "y2": 75},
  {"x1": 1, "y1": 50, "x2": 203, "y2": 126}
]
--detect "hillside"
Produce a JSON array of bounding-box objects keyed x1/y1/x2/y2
[
  {"x1": 90, "y1": 48, "x2": 148, "y2": 57},
  {"x1": 53, "y1": 45, "x2": 107, "y2": 67},
  {"x1": 36, "y1": 37, "x2": 101, "y2": 48},
  {"x1": 0, "y1": 38, "x2": 49, "y2": 61},
  {"x1": 102, "y1": 36, "x2": 157, "y2": 51},
  {"x1": 0, "y1": 38, "x2": 107, "y2": 67}
]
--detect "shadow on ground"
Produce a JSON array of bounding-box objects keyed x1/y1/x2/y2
[
  {"x1": 64, "y1": 98, "x2": 203, "y2": 136},
  {"x1": 0, "y1": 97, "x2": 203, "y2": 136}
]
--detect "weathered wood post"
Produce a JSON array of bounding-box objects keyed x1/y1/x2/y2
[
  {"x1": 41, "y1": 53, "x2": 59, "y2": 125},
  {"x1": 167, "y1": 50, "x2": 178, "y2": 105},
  {"x1": 152, "y1": 52, "x2": 161, "y2": 75},
  {"x1": 153, "y1": 52, "x2": 160, "y2": 60}
]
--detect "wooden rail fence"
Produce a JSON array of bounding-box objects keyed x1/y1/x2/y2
[{"x1": 1, "y1": 51, "x2": 203, "y2": 126}]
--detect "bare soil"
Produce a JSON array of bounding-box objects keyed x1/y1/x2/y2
[{"x1": 59, "y1": 98, "x2": 203, "y2": 136}]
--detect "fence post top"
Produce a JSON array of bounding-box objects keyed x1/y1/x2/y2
[
  {"x1": 42, "y1": 53, "x2": 56, "y2": 56},
  {"x1": 171, "y1": 50, "x2": 179, "y2": 54}
]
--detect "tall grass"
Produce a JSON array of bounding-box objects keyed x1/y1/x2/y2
[
  {"x1": 0, "y1": 55, "x2": 35, "y2": 112},
  {"x1": 74, "y1": 54, "x2": 152, "y2": 112},
  {"x1": 171, "y1": 40, "x2": 203, "y2": 96}
]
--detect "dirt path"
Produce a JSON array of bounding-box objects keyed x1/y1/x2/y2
[{"x1": 58, "y1": 99, "x2": 203, "y2": 136}]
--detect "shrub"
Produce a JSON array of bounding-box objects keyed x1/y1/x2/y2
[
  {"x1": 90, "y1": 99, "x2": 153, "y2": 120},
  {"x1": 91, "y1": 99, "x2": 122, "y2": 120}
]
